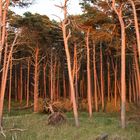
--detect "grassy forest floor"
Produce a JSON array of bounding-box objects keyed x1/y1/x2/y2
[{"x1": 0, "y1": 103, "x2": 140, "y2": 140}]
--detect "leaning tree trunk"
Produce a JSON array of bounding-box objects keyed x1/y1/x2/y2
[
  {"x1": 61, "y1": 0, "x2": 79, "y2": 127},
  {"x1": 0, "y1": 33, "x2": 18, "y2": 128}
]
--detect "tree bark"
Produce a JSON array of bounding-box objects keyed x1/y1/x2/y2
[
  {"x1": 34, "y1": 47, "x2": 39, "y2": 112},
  {"x1": 100, "y1": 43, "x2": 104, "y2": 111},
  {"x1": 86, "y1": 28, "x2": 92, "y2": 117},
  {"x1": 93, "y1": 42, "x2": 98, "y2": 112},
  {"x1": 129, "y1": 0, "x2": 140, "y2": 61},
  {"x1": 112, "y1": 0, "x2": 126, "y2": 128},
  {"x1": 26, "y1": 59, "x2": 30, "y2": 107},
  {"x1": 0, "y1": 33, "x2": 18, "y2": 127},
  {"x1": 8, "y1": 57, "x2": 12, "y2": 112},
  {"x1": 43, "y1": 63, "x2": 47, "y2": 99},
  {"x1": 61, "y1": 0, "x2": 79, "y2": 127}
]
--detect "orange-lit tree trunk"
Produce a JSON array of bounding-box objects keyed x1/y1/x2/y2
[
  {"x1": 15, "y1": 68, "x2": 17, "y2": 101},
  {"x1": 8, "y1": 57, "x2": 12, "y2": 112},
  {"x1": 129, "y1": 0, "x2": 140, "y2": 61},
  {"x1": 133, "y1": 44, "x2": 140, "y2": 99},
  {"x1": 132, "y1": 72, "x2": 136, "y2": 102},
  {"x1": 107, "y1": 61, "x2": 110, "y2": 102},
  {"x1": 53, "y1": 58, "x2": 57, "y2": 101},
  {"x1": 80, "y1": 78, "x2": 84, "y2": 99},
  {"x1": 60, "y1": 0, "x2": 79, "y2": 127},
  {"x1": 50, "y1": 49, "x2": 53, "y2": 101},
  {"x1": 43, "y1": 63, "x2": 47, "y2": 99},
  {"x1": 0, "y1": 0, "x2": 10, "y2": 63},
  {"x1": 26, "y1": 59, "x2": 30, "y2": 107},
  {"x1": 20, "y1": 63, "x2": 23, "y2": 105},
  {"x1": 112, "y1": 0, "x2": 126, "y2": 128},
  {"x1": 34, "y1": 47, "x2": 39, "y2": 112},
  {"x1": 0, "y1": 33, "x2": 18, "y2": 127},
  {"x1": 93, "y1": 42, "x2": 98, "y2": 112},
  {"x1": 86, "y1": 28, "x2": 92, "y2": 117},
  {"x1": 100, "y1": 44, "x2": 104, "y2": 111},
  {"x1": 63, "y1": 72, "x2": 67, "y2": 99},
  {"x1": 73, "y1": 44, "x2": 79, "y2": 105},
  {"x1": 114, "y1": 62, "x2": 117, "y2": 108},
  {"x1": 56, "y1": 63, "x2": 60, "y2": 100},
  {"x1": 134, "y1": 70, "x2": 139, "y2": 102},
  {"x1": 129, "y1": 77, "x2": 132, "y2": 103}
]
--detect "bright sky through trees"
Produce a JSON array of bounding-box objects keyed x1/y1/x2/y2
[{"x1": 10, "y1": 0, "x2": 82, "y2": 20}]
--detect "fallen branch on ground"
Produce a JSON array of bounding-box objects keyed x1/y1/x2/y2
[{"x1": 0, "y1": 126, "x2": 6, "y2": 138}]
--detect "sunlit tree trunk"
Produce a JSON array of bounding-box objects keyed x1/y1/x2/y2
[
  {"x1": 119, "y1": 12, "x2": 126, "y2": 129},
  {"x1": 93, "y1": 42, "x2": 98, "y2": 111},
  {"x1": 133, "y1": 44, "x2": 140, "y2": 99},
  {"x1": 0, "y1": 33, "x2": 18, "y2": 128},
  {"x1": 15, "y1": 68, "x2": 17, "y2": 101},
  {"x1": 26, "y1": 59, "x2": 30, "y2": 107},
  {"x1": 114, "y1": 62, "x2": 117, "y2": 108},
  {"x1": 43, "y1": 63, "x2": 47, "y2": 99},
  {"x1": 74, "y1": 44, "x2": 79, "y2": 106},
  {"x1": 80, "y1": 76, "x2": 84, "y2": 99},
  {"x1": 86, "y1": 28, "x2": 92, "y2": 117},
  {"x1": 0, "y1": 0, "x2": 10, "y2": 63},
  {"x1": 112, "y1": 0, "x2": 126, "y2": 128},
  {"x1": 129, "y1": 77, "x2": 132, "y2": 103},
  {"x1": 8, "y1": 57, "x2": 12, "y2": 112},
  {"x1": 56, "y1": 63, "x2": 60, "y2": 100},
  {"x1": 34, "y1": 47, "x2": 39, "y2": 112},
  {"x1": 61, "y1": 0, "x2": 79, "y2": 127},
  {"x1": 50, "y1": 49, "x2": 53, "y2": 102},
  {"x1": 63, "y1": 72, "x2": 66, "y2": 99},
  {"x1": 134, "y1": 70, "x2": 139, "y2": 103},
  {"x1": 107, "y1": 61, "x2": 110, "y2": 102},
  {"x1": 132, "y1": 72, "x2": 136, "y2": 102},
  {"x1": 129, "y1": 0, "x2": 140, "y2": 61},
  {"x1": 20, "y1": 63, "x2": 23, "y2": 105},
  {"x1": 97, "y1": 74, "x2": 101, "y2": 104},
  {"x1": 100, "y1": 43, "x2": 104, "y2": 111},
  {"x1": 53, "y1": 58, "x2": 57, "y2": 101}
]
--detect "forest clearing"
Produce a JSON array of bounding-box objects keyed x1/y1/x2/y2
[{"x1": 0, "y1": 0, "x2": 140, "y2": 139}]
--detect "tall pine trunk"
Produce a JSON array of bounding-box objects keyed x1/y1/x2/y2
[
  {"x1": 34, "y1": 47, "x2": 39, "y2": 112},
  {"x1": 86, "y1": 28, "x2": 92, "y2": 117}
]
